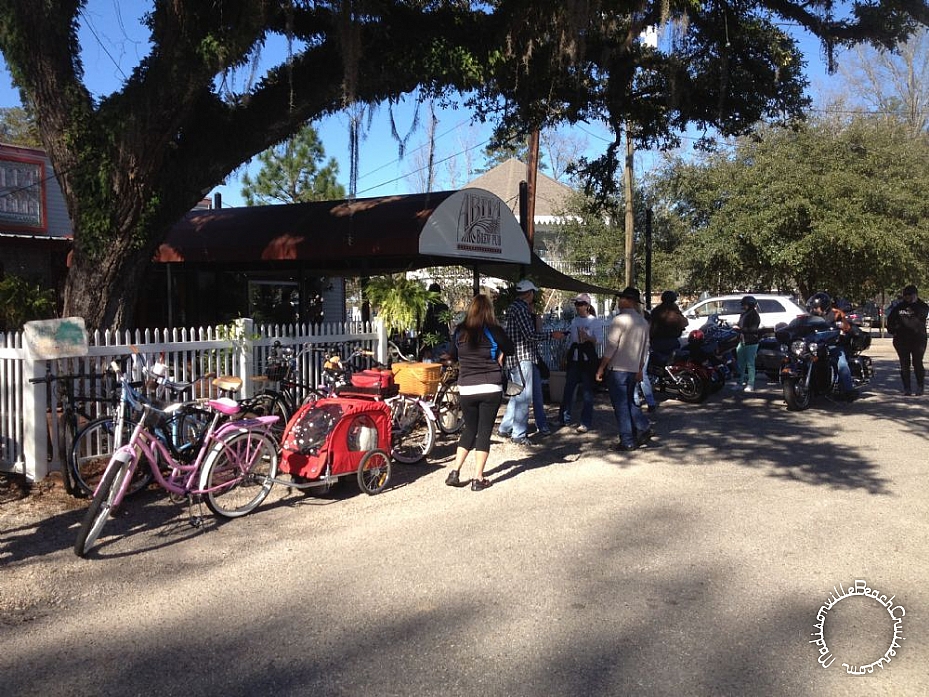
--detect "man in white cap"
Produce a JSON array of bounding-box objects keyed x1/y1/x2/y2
[
  {"x1": 596, "y1": 286, "x2": 652, "y2": 451},
  {"x1": 499, "y1": 279, "x2": 563, "y2": 446},
  {"x1": 559, "y1": 293, "x2": 599, "y2": 433}
]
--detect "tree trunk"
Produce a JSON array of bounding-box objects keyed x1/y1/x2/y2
[{"x1": 62, "y1": 242, "x2": 153, "y2": 331}]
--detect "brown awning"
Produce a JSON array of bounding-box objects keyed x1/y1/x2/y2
[
  {"x1": 155, "y1": 192, "x2": 458, "y2": 273},
  {"x1": 155, "y1": 190, "x2": 621, "y2": 295}
]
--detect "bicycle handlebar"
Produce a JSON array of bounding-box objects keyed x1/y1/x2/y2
[{"x1": 386, "y1": 340, "x2": 415, "y2": 362}]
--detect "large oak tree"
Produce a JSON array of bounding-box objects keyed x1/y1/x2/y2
[{"x1": 0, "y1": 0, "x2": 923, "y2": 329}]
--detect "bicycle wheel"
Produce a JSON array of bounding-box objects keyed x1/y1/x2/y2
[
  {"x1": 163, "y1": 406, "x2": 212, "y2": 463},
  {"x1": 200, "y1": 431, "x2": 278, "y2": 518},
  {"x1": 70, "y1": 417, "x2": 152, "y2": 498},
  {"x1": 435, "y1": 384, "x2": 463, "y2": 435},
  {"x1": 390, "y1": 395, "x2": 437, "y2": 464},
  {"x1": 246, "y1": 392, "x2": 291, "y2": 446},
  {"x1": 357, "y1": 449, "x2": 391, "y2": 495},
  {"x1": 74, "y1": 450, "x2": 135, "y2": 557}
]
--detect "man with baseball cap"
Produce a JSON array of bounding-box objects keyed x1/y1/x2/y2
[
  {"x1": 596, "y1": 287, "x2": 652, "y2": 450},
  {"x1": 499, "y1": 279, "x2": 564, "y2": 445},
  {"x1": 559, "y1": 292, "x2": 599, "y2": 432}
]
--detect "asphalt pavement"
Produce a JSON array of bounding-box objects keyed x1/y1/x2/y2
[{"x1": 1, "y1": 336, "x2": 926, "y2": 696}]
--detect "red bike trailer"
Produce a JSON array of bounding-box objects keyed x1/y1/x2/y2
[{"x1": 278, "y1": 389, "x2": 395, "y2": 495}]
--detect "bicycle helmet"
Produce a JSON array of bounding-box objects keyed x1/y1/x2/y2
[
  {"x1": 741, "y1": 295, "x2": 757, "y2": 309},
  {"x1": 806, "y1": 292, "x2": 832, "y2": 315},
  {"x1": 660, "y1": 290, "x2": 678, "y2": 304}
]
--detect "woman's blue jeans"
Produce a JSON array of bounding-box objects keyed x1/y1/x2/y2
[
  {"x1": 736, "y1": 342, "x2": 759, "y2": 387},
  {"x1": 560, "y1": 361, "x2": 594, "y2": 427}
]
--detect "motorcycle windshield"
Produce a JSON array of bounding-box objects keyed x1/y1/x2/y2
[{"x1": 810, "y1": 328, "x2": 841, "y2": 344}]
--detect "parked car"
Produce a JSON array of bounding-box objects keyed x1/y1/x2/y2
[
  {"x1": 847, "y1": 300, "x2": 881, "y2": 329},
  {"x1": 682, "y1": 294, "x2": 807, "y2": 336}
]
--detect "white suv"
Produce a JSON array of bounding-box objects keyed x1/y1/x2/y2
[{"x1": 681, "y1": 294, "x2": 807, "y2": 336}]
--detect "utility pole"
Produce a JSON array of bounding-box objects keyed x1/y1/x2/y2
[
  {"x1": 645, "y1": 208, "x2": 653, "y2": 310},
  {"x1": 623, "y1": 122, "x2": 635, "y2": 288},
  {"x1": 524, "y1": 128, "x2": 540, "y2": 252}
]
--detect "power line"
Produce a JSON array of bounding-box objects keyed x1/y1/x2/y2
[
  {"x1": 353, "y1": 113, "x2": 478, "y2": 183},
  {"x1": 356, "y1": 136, "x2": 491, "y2": 196}
]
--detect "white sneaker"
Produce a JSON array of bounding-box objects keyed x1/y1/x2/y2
[
  {"x1": 743, "y1": 385, "x2": 754, "y2": 393},
  {"x1": 576, "y1": 425, "x2": 589, "y2": 434}
]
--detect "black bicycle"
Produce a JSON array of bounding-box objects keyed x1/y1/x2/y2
[
  {"x1": 247, "y1": 341, "x2": 333, "y2": 444},
  {"x1": 29, "y1": 368, "x2": 120, "y2": 496}
]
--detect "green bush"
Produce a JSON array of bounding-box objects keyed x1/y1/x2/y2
[{"x1": 0, "y1": 275, "x2": 56, "y2": 331}]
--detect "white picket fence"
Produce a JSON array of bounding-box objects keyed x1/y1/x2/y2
[{"x1": 0, "y1": 318, "x2": 385, "y2": 483}]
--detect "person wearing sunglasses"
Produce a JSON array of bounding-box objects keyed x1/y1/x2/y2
[{"x1": 559, "y1": 293, "x2": 600, "y2": 433}]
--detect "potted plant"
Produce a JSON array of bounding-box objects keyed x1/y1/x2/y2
[{"x1": 365, "y1": 275, "x2": 439, "y2": 351}]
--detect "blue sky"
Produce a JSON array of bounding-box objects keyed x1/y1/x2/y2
[{"x1": 0, "y1": 0, "x2": 843, "y2": 207}]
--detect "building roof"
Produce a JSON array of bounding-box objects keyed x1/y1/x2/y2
[{"x1": 464, "y1": 158, "x2": 574, "y2": 219}]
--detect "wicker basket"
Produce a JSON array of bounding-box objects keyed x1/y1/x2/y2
[{"x1": 392, "y1": 362, "x2": 442, "y2": 396}]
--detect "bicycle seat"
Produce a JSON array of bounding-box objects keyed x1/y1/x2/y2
[
  {"x1": 212, "y1": 375, "x2": 243, "y2": 393},
  {"x1": 209, "y1": 397, "x2": 242, "y2": 416},
  {"x1": 157, "y1": 376, "x2": 193, "y2": 396}
]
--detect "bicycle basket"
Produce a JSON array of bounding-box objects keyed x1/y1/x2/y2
[
  {"x1": 392, "y1": 362, "x2": 442, "y2": 396},
  {"x1": 337, "y1": 369, "x2": 398, "y2": 397},
  {"x1": 265, "y1": 359, "x2": 290, "y2": 382}
]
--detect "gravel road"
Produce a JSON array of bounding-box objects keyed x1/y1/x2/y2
[{"x1": 1, "y1": 337, "x2": 926, "y2": 696}]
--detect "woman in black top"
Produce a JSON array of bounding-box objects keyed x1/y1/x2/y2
[
  {"x1": 732, "y1": 295, "x2": 762, "y2": 392},
  {"x1": 887, "y1": 284, "x2": 929, "y2": 395},
  {"x1": 445, "y1": 294, "x2": 514, "y2": 491}
]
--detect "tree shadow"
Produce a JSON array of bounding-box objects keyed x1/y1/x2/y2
[
  {"x1": 2, "y1": 502, "x2": 862, "y2": 696},
  {"x1": 637, "y1": 354, "x2": 907, "y2": 494}
]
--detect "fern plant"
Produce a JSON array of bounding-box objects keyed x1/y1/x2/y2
[{"x1": 365, "y1": 275, "x2": 439, "y2": 337}]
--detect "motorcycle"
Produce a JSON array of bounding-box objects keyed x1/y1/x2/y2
[
  {"x1": 775, "y1": 315, "x2": 873, "y2": 411},
  {"x1": 645, "y1": 344, "x2": 711, "y2": 404},
  {"x1": 681, "y1": 315, "x2": 740, "y2": 392}
]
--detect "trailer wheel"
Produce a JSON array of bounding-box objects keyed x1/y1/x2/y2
[{"x1": 357, "y1": 449, "x2": 391, "y2": 495}]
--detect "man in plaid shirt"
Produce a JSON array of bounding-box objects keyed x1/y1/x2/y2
[{"x1": 499, "y1": 280, "x2": 564, "y2": 445}]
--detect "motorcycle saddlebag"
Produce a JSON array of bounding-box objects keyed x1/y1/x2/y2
[
  {"x1": 846, "y1": 327, "x2": 871, "y2": 353},
  {"x1": 755, "y1": 336, "x2": 785, "y2": 376}
]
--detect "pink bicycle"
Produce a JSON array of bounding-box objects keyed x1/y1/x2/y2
[{"x1": 74, "y1": 397, "x2": 279, "y2": 557}]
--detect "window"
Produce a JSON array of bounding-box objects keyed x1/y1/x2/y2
[
  {"x1": 721, "y1": 299, "x2": 744, "y2": 314},
  {"x1": 757, "y1": 299, "x2": 785, "y2": 313}
]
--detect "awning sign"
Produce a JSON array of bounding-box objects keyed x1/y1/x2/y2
[
  {"x1": 23, "y1": 317, "x2": 88, "y2": 359},
  {"x1": 418, "y1": 188, "x2": 530, "y2": 264}
]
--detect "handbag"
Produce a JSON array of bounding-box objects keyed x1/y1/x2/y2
[
  {"x1": 503, "y1": 360, "x2": 526, "y2": 398},
  {"x1": 482, "y1": 325, "x2": 524, "y2": 397}
]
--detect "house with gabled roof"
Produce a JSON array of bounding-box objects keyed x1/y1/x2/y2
[{"x1": 464, "y1": 158, "x2": 578, "y2": 264}]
